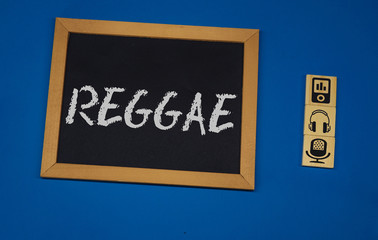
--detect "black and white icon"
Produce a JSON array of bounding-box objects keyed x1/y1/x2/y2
[
  {"x1": 312, "y1": 77, "x2": 330, "y2": 103},
  {"x1": 308, "y1": 109, "x2": 331, "y2": 133},
  {"x1": 306, "y1": 138, "x2": 330, "y2": 164}
]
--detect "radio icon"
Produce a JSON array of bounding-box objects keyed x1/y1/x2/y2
[{"x1": 312, "y1": 77, "x2": 330, "y2": 103}]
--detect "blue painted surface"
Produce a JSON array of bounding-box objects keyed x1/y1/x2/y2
[{"x1": 0, "y1": 0, "x2": 377, "y2": 239}]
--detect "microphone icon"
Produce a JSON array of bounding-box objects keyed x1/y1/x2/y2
[{"x1": 306, "y1": 138, "x2": 330, "y2": 164}]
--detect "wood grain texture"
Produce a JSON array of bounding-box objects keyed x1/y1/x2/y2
[
  {"x1": 240, "y1": 31, "x2": 259, "y2": 189},
  {"x1": 40, "y1": 19, "x2": 69, "y2": 175},
  {"x1": 40, "y1": 18, "x2": 259, "y2": 190},
  {"x1": 58, "y1": 18, "x2": 258, "y2": 42},
  {"x1": 43, "y1": 163, "x2": 253, "y2": 190}
]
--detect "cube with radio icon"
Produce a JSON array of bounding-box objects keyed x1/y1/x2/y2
[{"x1": 305, "y1": 75, "x2": 337, "y2": 107}]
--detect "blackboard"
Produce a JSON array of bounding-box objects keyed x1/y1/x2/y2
[{"x1": 41, "y1": 18, "x2": 259, "y2": 190}]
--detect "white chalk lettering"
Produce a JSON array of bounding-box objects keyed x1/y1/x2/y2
[
  {"x1": 154, "y1": 91, "x2": 182, "y2": 130},
  {"x1": 65, "y1": 88, "x2": 78, "y2": 124},
  {"x1": 65, "y1": 85, "x2": 99, "y2": 126},
  {"x1": 65, "y1": 86, "x2": 238, "y2": 135},
  {"x1": 209, "y1": 94, "x2": 237, "y2": 133},
  {"x1": 98, "y1": 87, "x2": 125, "y2": 127},
  {"x1": 124, "y1": 89, "x2": 152, "y2": 128},
  {"x1": 182, "y1": 92, "x2": 206, "y2": 135}
]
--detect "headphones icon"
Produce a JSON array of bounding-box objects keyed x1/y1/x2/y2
[{"x1": 308, "y1": 109, "x2": 331, "y2": 133}]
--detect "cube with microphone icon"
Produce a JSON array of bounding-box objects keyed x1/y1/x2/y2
[{"x1": 302, "y1": 135, "x2": 335, "y2": 168}]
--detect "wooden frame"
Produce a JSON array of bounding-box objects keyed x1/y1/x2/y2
[{"x1": 41, "y1": 18, "x2": 259, "y2": 190}]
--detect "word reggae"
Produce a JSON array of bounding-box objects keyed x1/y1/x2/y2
[{"x1": 65, "y1": 86, "x2": 238, "y2": 135}]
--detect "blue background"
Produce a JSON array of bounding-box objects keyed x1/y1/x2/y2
[{"x1": 1, "y1": 0, "x2": 377, "y2": 239}]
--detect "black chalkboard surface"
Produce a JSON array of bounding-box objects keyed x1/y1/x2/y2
[
  {"x1": 41, "y1": 18, "x2": 259, "y2": 190},
  {"x1": 58, "y1": 33, "x2": 243, "y2": 173}
]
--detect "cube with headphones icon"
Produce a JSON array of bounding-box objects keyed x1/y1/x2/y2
[
  {"x1": 304, "y1": 105, "x2": 335, "y2": 137},
  {"x1": 308, "y1": 109, "x2": 331, "y2": 133}
]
